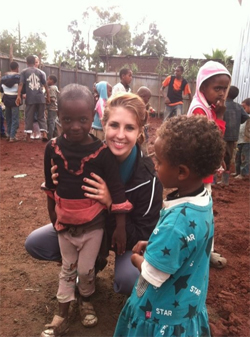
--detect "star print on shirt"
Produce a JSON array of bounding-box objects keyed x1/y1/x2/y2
[
  {"x1": 183, "y1": 304, "x2": 197, "y2": 319},
  {"x1": 180, "y1": 206, "x2": 187, "y2": 216},
  {"x1": 189, "y1": 220, "x2": 197, "y2": 228},
  {"x1": 204, "y1": 221, "x2": 210, "y2": 240},
  {"x1": 139, "y1": 299, "x2": 152, "y2": 313},
  {"x1": 200, "y1": 325, "x2": 210, "y2": 336},
  {"x1": 172, "y1": 300, "x2": 180, "y2": 308},
  {"x1": 161, "y1": 246, "x2": 171, "y2": 255},
  {"x1": 153, "y1": 317, "x2": 159, "y2": 324},
  {"x1": 180, "y1": 236, "x2": 188, "y2": 250},
  {"x1": 172, "y1": 324, "x2": 185, "y2": 337},
  {"x1": 206, "y1": 236, "x2": 213, "y2": 256},
  {"x1": 173, "y1": 274, "x2": 191, "y2": 294},
  {"x1": 131, "y1": 321, "x2": 137, "y2": 328}
]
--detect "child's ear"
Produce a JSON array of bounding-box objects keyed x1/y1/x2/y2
[{"x1": 178, "y1": 165, "x2": 190, "y2": 180}]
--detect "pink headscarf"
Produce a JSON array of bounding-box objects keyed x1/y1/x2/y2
[{"x1": 187, "y1": 61, "x2": 231, "y2": 120}]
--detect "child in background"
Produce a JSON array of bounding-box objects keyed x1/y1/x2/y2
[
  {"x1": 187, "y1": 60, "x2": 231, "y2": 269},
  {"x1": 40, "y1": 84, "x2": 132, "y2": 336},
  {"x1": 46, "y1": 75, "x2": 60, "y2": 140},
  {"x1": 222, "y1": 86, "x2": 249, "y2": 184},
  {"x1": 16, "y1": 55, "x2": 50, "y2": 142},
  {"x1": 137, "y1": 86, "x2": 155, "y2": 155},
  {"x1": 91, "y1": 81, "x2": 112, "y2": 141},
  {"x1": 235, "y1": 98, "x2": 250, "y2": 179},
  {"x1": 0, "y1": 61, "x2": 21, "y2": 142},
  {"x1": 114, "y1": 115, "x2": 225, "y2": 337},
  {"x1": 112, "y1": 68, "x2": 133, "y2": 96}
]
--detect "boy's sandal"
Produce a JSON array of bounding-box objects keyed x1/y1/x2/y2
[
  {"x1": 79, "y1": 301, "x2": 98, "y2": 327},
  {"x1": 210, "y1": 252, "x2": 227, "y2": 269},
  {"x1": 40, "y1": 315, "x2": 69, "y2": 337}
]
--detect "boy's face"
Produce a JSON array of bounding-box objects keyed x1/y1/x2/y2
[
  {"x1": 201, "y1": 75, "x2": 230, "y2": 106},
  {"x1": 242, "y1": 103, "x2": 250, "y2": 114},
  {"x1": 122, "y1": 71, "x2": 133, "y2": 85},
  {"x1": 175, "y1": 67, "x2": 183, "y2": 79},
  {"x1": 154, "y1": 137, "x2": 178, "y2": 189},
  {"x1": 107, "y1": 84, "x2": 112, "y2": 98},
  {"x1": 139, "y1": 92, "x2": 151, "y2": 105},
  {"x1": 59, "y1": 99, "x2": 94, "y2": 144}
]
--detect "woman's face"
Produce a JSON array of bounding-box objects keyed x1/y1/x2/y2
[{"x1": 103, "y1": 107, "x2": 141, "y2": 162}]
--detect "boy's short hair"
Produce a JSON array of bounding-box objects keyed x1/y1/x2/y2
[
  {"x1": 48, "y1": 75, "x2": 57, "y2": 84},
  {"x1": 119, "y1": 68, "x2": 131, "y2": 79},
  {"x1": 157, "y1": 115, "x2": 225, "y2": 179},
  {"x1": 10, "y1": 61, "x2": 19, "y2": 71},
  {"x1": 177, "y1": 65, "x2": 184, "y2": 72},
  {"x1": 227, "y1": 86, "x2": 239, "y2": 100},
  {"x1": 58, "y1": 83, "x2": 95, "y2": 112},
  {"x1": 242, "y1": 98, "x2": 250, "y2": 106},
  {"x1": 26, "y1": 55, "x2": 36, "y2": 65}
]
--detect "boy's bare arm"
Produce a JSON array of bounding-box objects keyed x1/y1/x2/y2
[
  {"x1": 111, "y1": 213, "x2": 126, "y2": 255},
  {"x1": 47, "y1": 196, "x2": 56, "y2": 226},
  {"x1": 15, "y1": 83, "x2": 23, "y2": 106}
]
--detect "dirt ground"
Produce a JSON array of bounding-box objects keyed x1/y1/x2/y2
[{"x1": 0, "y1": 115, "x2": 249, "y2": 337}]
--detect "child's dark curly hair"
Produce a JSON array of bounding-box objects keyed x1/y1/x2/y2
[{"x1": 156, "y1": 115, "x2": 225, "y2": 179}]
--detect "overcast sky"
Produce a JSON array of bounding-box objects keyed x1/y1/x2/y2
[{"x1": 0, "y1": 0, "x2": 245, "y2": 63}]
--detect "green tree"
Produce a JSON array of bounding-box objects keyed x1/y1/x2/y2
[
  {"x1": 136, "y1": 23, "x2": 168, "y2": 57},
  {"x1": 0, "y1": 29, "x2": 19, "y2": 56},
  {"x1": 203, "y1": 48, "x2": 233, "y2": 72},
  {"x1": 21, "y1": 32, "x2": 48, "y2": 60},
  {"x1": 64, "y1": 20, "x2": 87, "y2": 69},
  {"x1": 0, "y1": 28, "x2": 48, "y2": 61}
]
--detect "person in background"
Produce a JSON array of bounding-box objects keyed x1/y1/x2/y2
[
  {"x1": 40, "y1": 84, "x2": 132, "y2": 336},
  {"x1": 0, "y1": 104, "x2": 7, "y2": 138},
  {"x1": 221, "y1": 86, "x2": 249, "y2": 184},
  {"x1": 30, "y1": 55, "x2": 47, "y2": 139},
  {"x1": 25, "y1": 93, "x2": 163, "y2": 300},
  {"x1": 45, "y1": 75, "x2": 59, "y2": 140},
  {"x1": 112, "y1": 68, "x2": 133, "y2": 96},
  {"x1": 137, "y1": 86, "x2": 155, "y2": 155},
  {"x1": 91, "y1": 81, "x2": 112, "y2": 141},
  {"x1": 187, "y1": 60, "x2": 231, "y2": 269},
  {"x1": 0, "y1": 61, "x2": 21, "y2": 142},
  {"x1": 234, "y1": 98, "x2": 250, "y2": 179},
  {"x1": 15, "y1": 55, "x2": 50, "y2": 142},
  {"x1": 161, "y1": 65, "x2": 192, "y2": 119},
  {"x1": 114, "y1": 115, "x2": 225, "y2": 337}
]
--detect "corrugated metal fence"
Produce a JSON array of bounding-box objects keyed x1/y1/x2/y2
[{"x1": 0, "y1": 54, "x2": 194, "y2": 115}]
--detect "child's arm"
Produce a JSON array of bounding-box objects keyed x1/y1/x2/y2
[
  {"x1": 47, "y1": 196, "x2": 56, "y2": 226},
  {"x1": 44, "y1": 84, "x2": 51, "y2": 104},
  {"x1": 131, "y1": 252, "x2": 144, "y2": 272},
  {"x1": 111, "y1": 213, "x2": 126, "y2": 255},
  {"x1": 15, "y1": 83, "x2": 24, "y2": 106}
]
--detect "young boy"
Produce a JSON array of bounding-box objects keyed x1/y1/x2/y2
[
  {"x1": 114, "y1": 115, "x2": 225, "y2": 337},
  {"x1": 15, "y1": 55, "x2": 50, "y2": 142},
  {"x1": 0, "y1": 61, "x2": 22, "y2": 142},
  {"x1": 112, "y1": 68, "x2": 133, "y2": 96},
  {"x1": 161, "y1": 65, "x2": 192, "y2": 119},
  {"x1": 222, "y1": 86, "x2": 249, "y2": 184},
  {"x1": 46, "y1": 75, "x2": 60, "y2": 140}
]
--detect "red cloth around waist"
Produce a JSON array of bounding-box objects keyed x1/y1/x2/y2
[{"x1": 54, "y1": 192, "x2": 105, "y2": 231}]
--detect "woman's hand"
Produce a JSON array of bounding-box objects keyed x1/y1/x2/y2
[
  {"x1": 132, "y1": 240, "x2": 148, "y2": 255},
  {"x1": 51, "y1": 159, "x2": 59, "y2": 185},
  {"x1": 82, "y1": 172, "x2": 112, "y2": 208}
]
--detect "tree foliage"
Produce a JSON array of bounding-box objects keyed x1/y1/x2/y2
[
  {"x1": 0, "y1": 27, "x2": 48, "y2": 61},
  {"x1": 203, "y1": 48, "x2": 233, "y2": 73}
]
